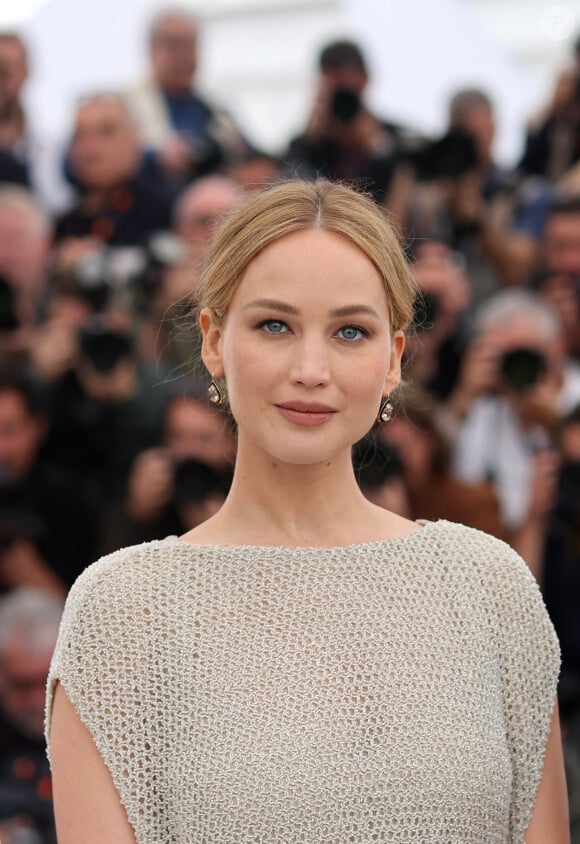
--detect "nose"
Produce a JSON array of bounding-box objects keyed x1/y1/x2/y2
[{"x1": 289, "y1": 334, "x2": 331, "y2": 388}]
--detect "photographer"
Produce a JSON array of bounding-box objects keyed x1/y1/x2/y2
[
  {"x1": 137, "y1": 176, "x2": 243, "y2": 372},
  {"x1": 0, "y1": 31, "x2": 71, "y2": 214},
  {"x1": 53, "y1": 93, "x2": 173, "y2": 269},
  {"x1": 536, "y1": 195, "x2": 580, "y2": 365},
  {"x1": 520, "y1": 33, "x2": 580, "y2": 183},
  {"x1": 41, "y1": 313, "x2": 169, "y2": 516},
  {"x1": 405, "y1": 241, "x2": 471, "y2": 400},
  {"x1": 0, "y1": 372, "x2": 95, "y2": 594},
  {"x1": 126, "y1": 8, "x2": 250, "y2": 187},
  {"x1": 446, "y1": 290, "x2": 580, "y2": 574},
  {"x1": 286, "y1": 40, "x2": 413, "y2": 215},
  {"x1": 410, "y1": 88, "x2": 538, "y2": 293},
  {"x1": 0, "y1": 186, "x2": 52, "y2": 367},
  {"x1": 100, "y1": 390, "x2": 235, "y2": 552}
]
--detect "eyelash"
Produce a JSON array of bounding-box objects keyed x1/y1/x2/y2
[{"x1": 256, "y1": 319, "x2": 369, "y2": 342}]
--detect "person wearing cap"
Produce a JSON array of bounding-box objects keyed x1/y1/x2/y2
[{"x1": 286, "y1": 39, "x2": 413, "y2": 216}]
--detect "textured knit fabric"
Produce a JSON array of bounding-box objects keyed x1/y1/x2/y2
[{"x1": 46, "y1": 520, "x2": 559, "y2": 844}]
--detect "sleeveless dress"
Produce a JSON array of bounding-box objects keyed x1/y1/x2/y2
[{"x1": 46, "y1": 520, "x2": 560, "y2": 843}]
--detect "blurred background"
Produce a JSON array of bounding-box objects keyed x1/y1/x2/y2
[
  {"x1": 1, "y1": 1, "x2": 580, "y2": 841},
  {"x1": 2, "y1": 0, "x2": 579, "y2": 164}
]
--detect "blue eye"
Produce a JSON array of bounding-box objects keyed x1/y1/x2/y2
[
  {"x1": 259, "y1": 319, "x2": 288, "y2": 334},
  {"x1": 337, "y1": 325, "x2": 367, "y2": 341}
]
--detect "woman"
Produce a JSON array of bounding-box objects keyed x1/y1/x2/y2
[{"x1": 46, "y1": 180, "x2": 568, "y2": 842}]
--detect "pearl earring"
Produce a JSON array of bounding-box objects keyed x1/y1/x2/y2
[
  {"x1": 208, "y1": 378, "x2": 227, "y2": 405},
  {"x1": 377, "y1": 395, "x2": 394, "y2": 424}
]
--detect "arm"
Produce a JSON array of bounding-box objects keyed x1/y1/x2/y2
[
  {"x1": 450, "y1": 172, "x2": 539, "y2": 285},
  {"x1": 479, "y1": 223, "x2": 539, "y2": 286},
  {"x1": 50, "y1": 682, "x2": 137, "y2": 844},
  {"x1": 525, "y1": 701, "x2": 570, "y2": 843}
]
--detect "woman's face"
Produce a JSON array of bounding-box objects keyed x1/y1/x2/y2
[{"x1": 201, "y1": 228, "x2": 404, "y2": 468}]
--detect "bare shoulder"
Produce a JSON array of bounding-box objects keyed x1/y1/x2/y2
[
  {"x1": 372, "y1": 508, "x2": 425, "y2": 541},
  {"x1": 178, "y1": 512, "x2": 230, "y2": 546}
]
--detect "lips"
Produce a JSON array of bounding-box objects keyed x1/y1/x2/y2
[
  {"x1": 275, "y1": 401, "x2": 337, "y2": 427},
  {"x1": 277, "y1": 401, "x2": 336, "y2": 413}
]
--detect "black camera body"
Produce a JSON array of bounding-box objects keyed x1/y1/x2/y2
[
  {"x1": 330, "y1": 88, "x2": 361, "y2": 124},
  {"x1": 499, "y1": 347, "x2": 547, "y2": 392},
  {"x1": 414, "y1": 129, "x2": 478, "y2": 181},
  {"x1": 78, "y1": 321, "x2": 134, "y2": 374}
]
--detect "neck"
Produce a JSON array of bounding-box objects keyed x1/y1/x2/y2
[
  {"x1": 81, "y1": 184, "x2": 120, "y2": 211},
  {"x1": 219, "y1": 439, "x2": 372, "y2": 546},
  {"x1": 161, "y1": 82, "x2": 192, "y2": 97}
]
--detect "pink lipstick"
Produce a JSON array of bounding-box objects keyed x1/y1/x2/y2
[{"x1": 275, "y1": 401, "x2": 336, "y2": 427}]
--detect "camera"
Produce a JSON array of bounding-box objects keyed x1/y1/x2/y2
[
  {"x1": 330, "y1": 88, "x2": 361, "y2": 124},
  {"x1": 413, "y1": 129, "x2": 478, "y2": 181},
  {"x1": 69, "y1": 233, "x2": 185, "y2": 315},
  {"x1": 499, "y1": 347, "x2": 547, "y2": 392},
  {"x1": 78, "y1": 320, "x2": 134, "y2": 374}
]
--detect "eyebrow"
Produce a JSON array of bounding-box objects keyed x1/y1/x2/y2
[{"x1": 243, "y1": 299, "x2": 383, "y2": 319}]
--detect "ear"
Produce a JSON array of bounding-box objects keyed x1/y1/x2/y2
[
  {"x1": 384, "y1": 330, "x2": 405, "y2": 395},
  {"x1": 199, "y1": 308, "x2": 225, "y2": 378}
]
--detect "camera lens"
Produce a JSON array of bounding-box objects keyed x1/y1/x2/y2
[
  {"x1": 499, "y1": 347, "x2": 547, "y2": 392},
  {"x1": 330, "y1": 88, "x2": 361, "y2": 124}
]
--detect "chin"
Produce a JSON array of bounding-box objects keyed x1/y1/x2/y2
[{"x1": 267, "y1": 436, "x2": 363, "y2": 468}]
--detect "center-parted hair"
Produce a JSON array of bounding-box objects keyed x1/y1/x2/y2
[{"x1": 197, "y1": 179, "x2": 416, "y2": 332}]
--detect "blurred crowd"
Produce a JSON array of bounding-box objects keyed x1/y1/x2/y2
[{"x1": 0, "y1": 6, "x2": 579, "y2": 841}]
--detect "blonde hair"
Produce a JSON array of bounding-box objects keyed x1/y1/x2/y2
[{"x1": 197, "y1": 179, "x2": 416, "y2": 332}]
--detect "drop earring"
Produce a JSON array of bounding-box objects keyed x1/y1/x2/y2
[
  {"x1": 377, "y1": 395, "x2": 394, "y2": 424},
  {"x1": 208, "y1": 377, "x2": 227, "y2": 405}
]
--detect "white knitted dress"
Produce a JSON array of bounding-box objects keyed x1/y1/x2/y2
[{"x1": 46, "y1": 520, "x2": 559, "y2": 843}]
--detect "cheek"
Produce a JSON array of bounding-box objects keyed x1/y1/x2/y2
[
  {"x1": 221, "y1": 334, "x2": 270, "y2": 412},
  {"x1": 353, "y1": 347, "x2": 393, "y2": 398}
]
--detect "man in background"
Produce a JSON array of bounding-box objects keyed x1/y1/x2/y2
[
  {"x1": 127, "y1": 6, "x2": 249, "y2": 186},
  {"x1": 0, "y1": 32, "x2": 71, "y2": 214},
  {"x1": 0, "y1": 371, "x2": 96, "y2": 593},
  {"x1": 286, "y1": 39, "x2": 413, "y2": 213},
  {"x1": 0, "y1": 186, "x2": 52, "y2": 367},
  {"x1": 54, "y1": 93, "x2": 173, "y2": 254}
]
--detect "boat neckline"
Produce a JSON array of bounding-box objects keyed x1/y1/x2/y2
[{"x1": 159, "y1": 519, "x2": 446, "y2": 554}]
